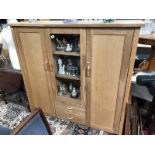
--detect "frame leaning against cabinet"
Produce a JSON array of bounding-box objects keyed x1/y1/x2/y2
[{"x1": 11, "y1": 20, "x2": 143, "y2": 134}]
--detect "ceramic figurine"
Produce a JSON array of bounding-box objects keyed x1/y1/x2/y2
[
  {"x1": 65, "y1": 44, "x2": 72, "y2": 52},
  {"x1": 66, "y1": 59, "x2": 75, "y2": 75},
  {"x1": 75, "y1": 61, "x2": 80, "y2": 76},
  {"x1": 69, "y1": 83, "x2": 73, "y2": 92},
  {"x1": 58, "y1": 87, "x2": 63, "y2": 96},
  {"x1": 58, "y1": 82, "x2": 63, "y2": 96},
  {"x1": 71, "y1": 87, "x2": 78, "y2": 98},
  {"x1": 50, "y1": 35, "x2": 55, "y2": 39},
  {"x1": 61, "y1": 84, "x2": 68, "y2": 95},
  {"x1": 57, "y1": 58, "x2": 63, "y2": 74},
  {"x1": 62, "y1": 64, "x2": 65, "y2": 74},
  {"x1": 62, "y1": 38, "x2": 68, "y2": 47}
]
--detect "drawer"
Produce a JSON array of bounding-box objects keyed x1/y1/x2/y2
[{"x1": 55, "y1": 101, "x2": 85, "y2": 125}]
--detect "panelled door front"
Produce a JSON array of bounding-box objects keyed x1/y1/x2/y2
[
  {"x1": 86, "y1": 28, "x2": 134, "y2": 134},
  {"x1": 13, "y1": 28, "x2": 55, "y2": 115}
]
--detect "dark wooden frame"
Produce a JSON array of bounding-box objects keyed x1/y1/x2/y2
[{"x1": 11, "y1": 108, "x2": 52, "y2": 135}]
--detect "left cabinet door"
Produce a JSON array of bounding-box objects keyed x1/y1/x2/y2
[{"x1": 12, "y1": 28, "x2": 55, "y2": 115}]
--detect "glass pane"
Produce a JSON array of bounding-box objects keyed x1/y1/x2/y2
[{"x1": 50, "y1": 33, "x2": 81, "y2": 100}]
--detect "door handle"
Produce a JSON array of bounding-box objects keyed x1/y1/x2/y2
[
  {"x1": 44, "y1": 60, "x2": 50, "y2": 71},
  {"x1": 49, "y1": 61, "x2": 53, "y2": 72},
  {"x1": 86, "y1": 61, "x2": 91, "y2": 77}
]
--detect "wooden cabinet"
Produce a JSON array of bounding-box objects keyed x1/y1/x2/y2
[
  {"x1": 12, "y1": 28, "x2": 55, "y2": 115},
  {"x1": 11, "y1": 21, "x2": 143, "y2": 134},
  {"x1": 86, "y1": 29, "x2": 135, "y2": 133}
]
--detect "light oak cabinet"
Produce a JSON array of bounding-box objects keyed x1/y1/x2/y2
[
  {"x1": 86, "y1": 29, "x2": 135, "y2": 133},
  {"x1": 11, "y1": 21, "x2": 143, "y2": 134},
  {"x1": 12, "y1": 28, "x2": 55, "y2": 115}
]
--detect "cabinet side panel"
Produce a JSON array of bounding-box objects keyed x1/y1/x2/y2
[
  {"x1": 90, "y1": 34, "x2": 125, "y2": 131},
  {"x1": 16, "y1": 30, "x2": 55, "y2": 115}
]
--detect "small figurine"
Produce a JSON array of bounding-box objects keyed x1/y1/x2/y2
[
  {"x1": 66, "y1": 59, "x2": 74, "y2": 75},
  {"x1": 71, "y1": 87, "x2": 78, "y2": 98},
  {"x1": 69, "y1": 83, "x2": 73, "y2": 92},
  {"x1": 61, "y1": 84, "x2": 68, "y2": 95},
  {"x1": 50, "y1": 35, "x2": 55, "y2": 39},
  {"x1": 65, "y1": 44, "x2": 72, "y2": 52},
  {"x1": 58, "y1": 87, "x2": 63, "y2": 96},
  {"x1": 57, "y1": 58, "x2": 63, "y2": 74},
  {"x1": 58, "y1": 82, "x2": 63, "y2": 96},
  {"x1": 75, "y1": 61, "x2": 80, "y2": 76},
  {"x1": 62, "y1": 38, "x2": 68, "y2": 47},
  {"x1": 62, "y1": 64, "x2": 65, "y2": 74}
]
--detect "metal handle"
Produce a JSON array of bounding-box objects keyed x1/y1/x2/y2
[
  {"x1": 86, "y1": 61, "x2": 91, "y2": 77},
  {"x1": 44, "y1": 60, "x2": 49, "y2": 71},
  {"x1": 66, "y1": 106, "x2": 73, "y2": 110},
  {"x1": 67, "y1": 116, "x2": 74, "y2": 120}
]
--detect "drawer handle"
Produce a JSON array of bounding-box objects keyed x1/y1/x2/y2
[
  {"x1": 66, "y1": 106, "x2": 73, "y2": 110},
  {"x1": 67, "y1": 116, "x2": 74, "y2": 120}
]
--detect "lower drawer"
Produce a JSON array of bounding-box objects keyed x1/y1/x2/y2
[{"x1": 55, "y1": 102, "x2": 85, "y2": 125}]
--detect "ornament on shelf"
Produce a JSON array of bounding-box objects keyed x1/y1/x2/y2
[
  {"x1": 69, "y1": 83, "x2": 73, "y2": 92},
  {"x1": 65, "y1": 43, "x2": 72, "y2": 52},
  {"x1": 57, "y1": 58, "x2": 63, "y2": 74},
  {"x1": 58, "y1": 82, "x2": 63, "y2": 96},
  {"x1": 62, "y1": 64, "x2": 65, "y2": 74},
  {"x1": 71, "y1": 87, "x2": 78, "y2": 98},
  {"x1": 66, "y1": 59, "x2": 75, "y2": 76},
  {"x1": 50, "y1": 35, "x2": 55, "y2": 39},
  {"x1": 61, "y1": 84, "x2": 68, "y2": 95}
]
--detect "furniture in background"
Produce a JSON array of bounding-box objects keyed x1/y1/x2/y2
[
  {"x1": 0, "y1": 67, "x2": 25, "y2": 104},
  {"x1": 10, "y1": 20, "x2": 143, "y2": 134},
  {"x1": 124, "y1": 33, "x2": 155, "y2": 135},
  {"x1": 138, "y1": 33, "x2": 155, "y2": 71},
  {"x1": 0, "y1": 108, "x2": 52, "y2": 135}
]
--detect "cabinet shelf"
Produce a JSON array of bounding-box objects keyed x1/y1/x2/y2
[
  {"x1": 57, "y1": 94, "x2": 81, "y2": 101},
  {"x1": 56, "y1": 73, "x2": 80, "y2": 80},
  {"x1": 53, "y1": 51, "x2": 80, "y2": 57}
]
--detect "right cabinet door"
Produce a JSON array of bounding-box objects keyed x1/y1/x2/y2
[{"x1": 86, "y1": 28, "x2": 134, "y2": 134}]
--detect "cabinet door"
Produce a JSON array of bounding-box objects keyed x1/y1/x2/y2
[
  {"x1": 86, "y1": 29, "x2": 134, "y2": 134},
  {"x1": 45, "y1": 28, "x2": 86, "y2": 106},
  {"x1": 13, "y1": 28, "x2": 55, "y2": 115},
  {"x1": 45, "y1": 28, "x2": 86, "y2": 124}
]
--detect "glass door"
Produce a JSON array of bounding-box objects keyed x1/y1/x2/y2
[{"x1": 47, "y1": 28, "x2": 86, "y2": 105}]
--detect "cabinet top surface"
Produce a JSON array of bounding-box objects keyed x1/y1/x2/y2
[{"x1": 10, "y1": 20, "x2": 144, "y2": 28}]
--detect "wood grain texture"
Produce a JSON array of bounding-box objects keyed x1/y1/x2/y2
[
  {"x1": 10, "y1": 20, "x2": 144, "y2": 28},
  {"x1": 113, "y1": 29, "x2": 134, "y2": 132},
  {"x1": 12, "y1": 25, "x2": 141, "y2": 134},
  {"x1": 12, "y1": 28, "x2": 55, "y2": 115},
  {"x1": 11, "y1": 28, "x2": 34, "y2": 111},
  {"x1": 91, "y1": 33, "x2": 124, "y2": 133},
  {"x1": 56, "y1": 108, "x2": 85, "y2": 125},
  {"x1": 123, "y1": 103, "x2": 131, "y2": 135},
  {"x1": 86, "y1": 29, "x2": 136, "y2": 134},
  {"x1": 80, "y1": 29, "x2": 87, "y2": 107},
  {"x1": 55, "y1": 100, "x2": 85, "y2": 125},
  {"x1": 119, "y1": 29, "x2": 140, "y2": 134}
]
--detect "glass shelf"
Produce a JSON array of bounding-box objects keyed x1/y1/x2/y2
[
  {"x1": 56, "y1": 73, "x2": 80, "y2": 80},
  {"x1": 53, "y1": 51, "x2": 80, "y2": 57},
  {"x1": 56, "y1": 78, "x2": 80, "y2": 99}
]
